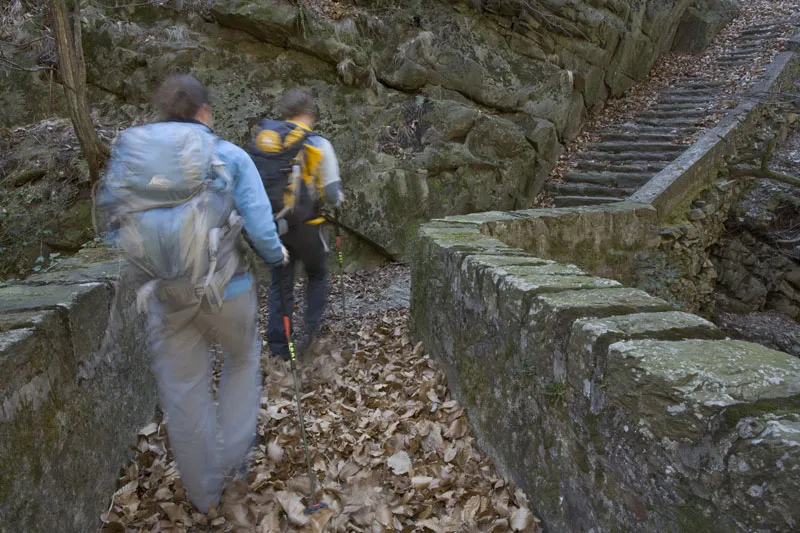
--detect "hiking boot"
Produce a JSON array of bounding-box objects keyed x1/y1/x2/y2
[
  {"x1": 270, "y1": 351, "x2": 291, "y2": 362},
  {"x1": 299, "y1": 334, "x2": 333, "y2": 359},
  {"x1": 297, "y1": 334, "x2": 319, "y2": 359}
]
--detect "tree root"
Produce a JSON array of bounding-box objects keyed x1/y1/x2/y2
[{"x1": 729, "y1": 165, "x2": 800, "y2": 188}]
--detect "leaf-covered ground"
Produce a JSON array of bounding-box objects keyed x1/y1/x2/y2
[{"x1": 100, "y1": 266, "x2": 541, "y2": 532}]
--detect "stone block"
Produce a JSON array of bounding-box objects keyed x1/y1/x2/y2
[
  {"x1": 724, "y1": 415, "x2": 800, "y2": 528},
  {"x1": 0, "y1": 260, "x2": 155, "y2": 533},
  {"x1": 607, "y1": 339, "x2": 800, "y2": 440},
  {"x1": 567, "y1": 312, "x2": 725, "y2": 412},
  {"x1": 0, "y1": 282, "x2": 112, "y2": 365},
  {"x1": 24, "y1": 259, "x2": 123, "y2": 285},
  {"x1": 0, "y1": 310, "x2": 72, "y2": 420},
  {"x1": 524, "y1": 288, "x2": 672, "y2": 381}
]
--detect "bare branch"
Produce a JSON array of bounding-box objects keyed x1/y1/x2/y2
[
  {"x1": 0, "y1": 36, "x2": 52, "y2": 47},
  {"x1": 0, "y1": 55, "x2": 55, "y2": 71}
]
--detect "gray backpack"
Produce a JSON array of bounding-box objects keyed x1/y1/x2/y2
[{"x1": 96, "y1": 122, "x2": 244, "y2": 319}]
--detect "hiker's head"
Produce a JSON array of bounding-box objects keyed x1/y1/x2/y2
[
  {"x1": 153, "y1": 74, "x2": 213, "y2": 128},
  {"x1": 279, "y1": 89, "x2": 318, "y2": 128}
]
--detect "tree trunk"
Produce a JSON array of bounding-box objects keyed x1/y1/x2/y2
[{"x1": 50, "y1": 0, "x2": 108, "y2": 184}]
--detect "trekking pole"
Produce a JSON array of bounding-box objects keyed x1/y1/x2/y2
[
  {"x1": 333, "y1": 211, "x2": 346, "y2": 321},
  {"x1": 278, "y1": 267, "x2": 328, "y2": 515}
]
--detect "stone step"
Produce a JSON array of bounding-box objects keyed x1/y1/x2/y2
[
  {"x1": 718, "y1": 58, "x2": 752, "y2": 66},
  {"x1": 600, "y1": 129, "x2": 698, "y2": 141},
  {"x1": 636, "y1": 117, "x2": 706, "y2": 128},
  {"x1": 645, "y1": 106, "x2": 707, "y2": 115},
  {"x1": 575, "y1": 150, "x2": 680, "y2": 162},
  {"x1": 649, "y1": 102, "x2": 709, "y2": 111},
  {"x1": 562, "y1": 171, "x2": 653, "y2": 187},
  {"x1": 739, "y1": 36, "x2": 782, "y2": 48},
  {"x1": 661, "y1": 89, "x2": 717, "y2": 97},
  {"x1": 665, "y1": 85, "x2": 720, "y2": 93},
  {"x1": 553, "y1": 196, "x2": 624, "y2": 207},
  {"x1": 740, "y1": 24, "x2": 781, "y2": 34},
  {"x1": 606, "y1": 123, "x2": 701, "y2": 132},
  {"x1": 549, "y1": 182, "x2": 636, "y2": 198},
  {"x1": 585, "y1": 141, "x2": 685, "y2": 153},
  {"x1": 658, "y1": 96, "x2": 713, "y2": 105},
  {"x1": 637, "y1": 109, "x2": 709, "y2": 119},
  {"x1": 740, "y1": 27, "x2": 783, "y2": 37},
  {"x1": 671, "y1": 80, "x2": 726, "y2": 88},
  {"x1": 738, "y1": 37, "x2": 777, "y2": 48},
  {"x1": 747, "y1": 22, "x2": 781, "y2": 30},
  {"x1": 573, "y1": 160, "x2": 668, "y2": 173},
  {"x1": 731, "y1": 44, "x2": 763, "y2": 54},
  {"x1": 727, "y1": 50, "x2": 760, "y2": 58},
  {"x1": 599, "y1": 132, "x2": 679, "y2": 142}
]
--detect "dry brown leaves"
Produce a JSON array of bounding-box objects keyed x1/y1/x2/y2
[
  {"x1": 100, "y1": 300, "x2": 540, "y2": 532},
  {"x1": 305, "y1": 0, "x2": 360, "y2": 21}
]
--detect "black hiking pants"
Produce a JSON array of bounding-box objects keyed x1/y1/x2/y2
[{"x1": 267, "y1": 222, "x2": 329, "y2": 358}]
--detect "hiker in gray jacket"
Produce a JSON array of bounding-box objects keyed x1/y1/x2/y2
[{"x1": 95, "y1": 74, "x2": 288, "y2": 513}]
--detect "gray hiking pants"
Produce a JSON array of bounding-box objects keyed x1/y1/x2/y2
[{"x1": 146, "y1": 287, "x2": 260, "y2": 512}]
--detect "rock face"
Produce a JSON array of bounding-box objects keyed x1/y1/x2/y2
[
  {"x1": 0, "y1": 248, "x2": 157, "y2": 533},
  {"x1": 713, "y1": 179, "x2": 800, "y2": 320},
  {"x1": 63, "y1": 0, "x2": 694, "y2": 259},
  {"x1": 412, "y1": 204, "x2": 800, "y2": 532}
]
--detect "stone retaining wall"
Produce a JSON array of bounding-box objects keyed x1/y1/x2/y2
[
  {"x1": 0, "y1": 248, "x2": 156, "y2": 533},
  {"x1": 411, "y1": 21, "x2": 800, "y2": 533},
  {"x1": 411, "y1": 206, "x2": 800, "y2": 532}
]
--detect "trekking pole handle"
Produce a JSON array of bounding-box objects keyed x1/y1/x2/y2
[
  {"x1": 277, "y1": 271, "x2": 296, "y2": 362},
  {"x1": 333, "y1": 210, "x2": 344, "y2": 266},
  {"x1": 336, "y1": 219, "x2": 346, "y2": 321}
]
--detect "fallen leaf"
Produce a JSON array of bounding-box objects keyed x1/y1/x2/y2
[
  {"x1": 387, "y1": 451, "x2": 411, "y2": 475},
  {"x1": 511, "y1": 506, "x2": 534, "y2": 531},
  {"x1": 411, "y1": 476, "x2": 434, "y2": 490},
  {"x1": 276, "y1": 491, "x2": 311, "y2": 526},
  {"x1": 139, "y1": 423, "x2": 159, "y2": 437},
  {"x1": 268, "y1": 440, "x2": 284, "y2": 462}
]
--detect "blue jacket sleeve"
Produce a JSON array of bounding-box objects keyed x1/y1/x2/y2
[{"x1": 226, "y1": 144, "x2": 285, "y2": 265}]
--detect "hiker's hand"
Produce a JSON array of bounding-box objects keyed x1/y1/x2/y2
[{"x1": 281, "y1": 245, "x2": 290, "y2": 265}]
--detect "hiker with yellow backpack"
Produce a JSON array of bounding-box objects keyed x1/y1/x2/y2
[{"x1": 248, "y1": 89, "x2": 343, "y2": 360}]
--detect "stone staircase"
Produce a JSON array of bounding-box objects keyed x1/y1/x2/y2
[{"x1": 548, "y1": 22, "x2": 794, "y2": 208}]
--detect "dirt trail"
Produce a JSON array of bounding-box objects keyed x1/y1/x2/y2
[{"x1": 100, "y1": 266, "x2": 541, "y2": 533}]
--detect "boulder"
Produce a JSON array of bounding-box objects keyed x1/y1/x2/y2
[{"x1": 673, "y1": 0, "x2": 742, "y2": 53}]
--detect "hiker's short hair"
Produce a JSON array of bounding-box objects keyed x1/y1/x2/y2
[
  {"x1": 152, "y1": 74, "x2": 211, "y2": 120},
  {"x1": 278, "y1": 89, "x2": 318, "y2": 120}
]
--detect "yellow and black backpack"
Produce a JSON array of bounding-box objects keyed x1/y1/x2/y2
[{"x1": 247, "y1": 119, "x2": 325, "y2": 229}]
